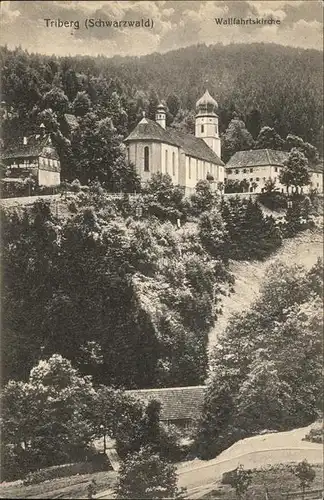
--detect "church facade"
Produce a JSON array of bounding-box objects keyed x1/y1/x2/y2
[{"x1": 124, "y1": 90, "x2": 225, "y2": 195}]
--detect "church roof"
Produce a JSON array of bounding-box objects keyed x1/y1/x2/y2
[
  {"x1": 124, "y1": 118, "x2": 223, "y2": 165},
  {"x1": 226, "y1": 149, "x2": 287, "y2": 168},
  {"x1": 125, "y1": 386, "x2": 205, "y2": 421},
  {"x1": 0, "y1": 134, "x2": 59, "y2": 161}
]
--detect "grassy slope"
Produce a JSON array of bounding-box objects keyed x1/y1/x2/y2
[
  {"x1": 0, "y1": 471, "x2": 116, "y2": 499},
  {"x1": 209, "y1": 228, "x2": 324, "y2": 351}
]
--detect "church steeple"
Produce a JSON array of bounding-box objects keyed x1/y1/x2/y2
[
  {"x1": 195, "y1": 90, "x2": 221, "y2": 158},
  {"x1": 155, "y1": 102, "x2": 166, "y2": 129}
]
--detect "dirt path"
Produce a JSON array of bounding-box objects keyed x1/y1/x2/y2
[{"x1": 209, "y1": 230, "x2": 323, "y2": 351}]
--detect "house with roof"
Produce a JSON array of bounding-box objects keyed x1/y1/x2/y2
[
  {"x1": 124, "y1": 91, "x2": 225, "y2": 196},
  {"x1": 125, "y1": 385, "x2": 205, "y2": 430},
  {"x1": 0, "y1": 124, "x2": 61, "y2": 186},
  {"x1": 225, "y1": 149, "x2": 323, "y2": 194}
]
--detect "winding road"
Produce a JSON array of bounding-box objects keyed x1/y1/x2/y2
[{"x1": 95, "y1": 424, "x2": 323, "y2": 499}]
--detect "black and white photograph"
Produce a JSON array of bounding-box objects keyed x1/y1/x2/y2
[{"x1": 0, "y1": 1, "x2": 323, "y2": 498}]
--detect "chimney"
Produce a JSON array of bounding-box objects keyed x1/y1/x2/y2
[
  {"x1": 23, "y1": 136, "x2": 28, "y2": 145},
  {"x1": 155, "y1": 103, "x2": 166, "y2": 129}
]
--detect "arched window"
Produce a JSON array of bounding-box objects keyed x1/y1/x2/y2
[
  {"x1": 165, "y1": 149, "x2": 168, "y2": 173},
  {"x1": 172, "y1": 152, "x2": 176, "y2": 176},
  {"x1": 126, "y1": 147, "x2": 130, "y2": 163},
  {"x1": 201, "y1": 124, "x2": 204, "y2": 133},
  {"x1": 215, "y1": 124, "x2": 218, "y2": 135},
  {"x1": 144, "y1": 146, "x2": 149, "y2": 171}
]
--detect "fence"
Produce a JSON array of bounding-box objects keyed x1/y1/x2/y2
[{"x1": 284, "y1": 488, "x2": 324, "y2": 499}]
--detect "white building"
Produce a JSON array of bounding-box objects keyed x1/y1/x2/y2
[
  {"x1": 225, "y1": 149, "x2": 323, "y2": 194},
  {"x1": 124, "y1": 90, "x2": 224, "y2": 196},
  {"x1": 1, "y1": 124, "x2": 61, "y2": 186}
]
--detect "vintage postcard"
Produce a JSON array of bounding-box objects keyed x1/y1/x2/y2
[{"x1": 0, "y1": 1, "x2": 323, "y2": 498}]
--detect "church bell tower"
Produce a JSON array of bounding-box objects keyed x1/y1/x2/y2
[{"x1": 195, "y1": 90, "x2": 221, "y2": 158}]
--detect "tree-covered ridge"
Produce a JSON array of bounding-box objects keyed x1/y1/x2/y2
[
  {"x1": 1, "y1": 42, "x2": 322, "y2": 155},
  {"x1": 196, "y1": 258, "x2": 323, "y2": 459},
  {"x1": 1, "y1": 193, "x2": 233, "y2": 388},
  {"x1": 2, "y1": 171, "x2": 319, "y2": 388}
]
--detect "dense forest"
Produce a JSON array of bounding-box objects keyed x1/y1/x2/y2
[
  {"x1": 1, "y1": 42, "x2": 323, "y2": 164},
  {"x1": 1, "y1": 41, "x2": 323, "y2": 482},
  {"x1": 196, "y1": 259, "x2": 323, "y2": 459}
]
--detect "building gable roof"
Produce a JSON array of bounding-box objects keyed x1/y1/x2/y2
[
  {"x1": 226, "y1": 149, "x2": 288, "y2": 168},
  {"x1": 226, "y1": 148, "x2": 323, "y2": 174},
  {"x1": 1, "y1": 134, "x2": 59, "y2": 161},
  {"x1": 125, "y1": 385, "x2": 205, "y2": 421},
  {"x1": 124, "y1": 118, "x2": 223, "y2": 166}
]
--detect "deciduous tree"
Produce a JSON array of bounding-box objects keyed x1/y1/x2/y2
[
  {"x1": 222, "y1": 115, "x2": 254, "y2": 162},
  {"x1": 114, "y1": 447, "x2": 185, "y2": 499},
  {"x1": 255, "y1": 126, "x2": 284, "y2": 150},
  {"x1": 279, "y1": 148, "x2": 311, "y2": 193}
]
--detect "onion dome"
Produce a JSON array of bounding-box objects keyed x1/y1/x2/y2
[
  {"x1": 157, "y1": 102, "x2": 166, "y2": 112},
  {"x1": 196, "y1": 90, "x2": 218, "y2": 114}
]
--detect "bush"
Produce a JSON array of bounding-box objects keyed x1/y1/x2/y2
[
  {"x1": 303, "y1": 427, "x2": 323, "y2": 444},
  {"x1": 68, "y1": 200, "x2": 78, "y2": 213},
  {"x1": 0, "y1": 178, "x2": 33, "y2": 198},
  {"x1": 224, "y1": 465, "x2": 252, "y2": 498},
  {"x1": 21, "y1": 451, "x2": 109, "y2": 486},
  {"x1": 71, "y1": 179, "x2": 82, "y2": 193},
  {"x1": 146, "y1": 201, "x2": 183, "y2": 223},
  {"x1": 114, "y1": 446, "x2": 186, "y2": 499},
  {"x1": 142, "y1": 173, "x2": 188, "y2": 223},
  {"x1": 257, "y1": 191, "x2": 287, "y2": 210},
  {"x1": 189, "y1": 180, "x2": 217, "y2": 216},
  {"x1": 23, "y1": 462, "x2": 94, "y2": 485},
  {"x1": 219, "y1": 196, "x2": 282, "y2": 261},
  {"x1": 198, "y1": 209, "x2": 227, "y2": 260},
  {"x1": 284, "y1": 195, "x2": 313, "y2": 237}
]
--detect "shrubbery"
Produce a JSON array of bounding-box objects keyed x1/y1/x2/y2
[
  {"x1": 284, "y1": 195, "x2": 314, "y2": 237},
  {"x1": 303, "y1": 426, "x2": 323, "y2": 444},
  {"x1": 257, "y1": 191, "x2": 287, "y2": 211},
  {"x1": 0, "y1": 177, "x2": 36, "y2": 198},
  {"x1": 114, "y1": 446, "x2": 186, "y2": 499},
  {"x1": 142, "y1": 172, "x2": 190, "y2": 223},
  {"x1": 23, "y1": 461, "x2": 95, "y2": 486}
]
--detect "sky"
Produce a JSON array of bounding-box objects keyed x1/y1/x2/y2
[{"x1": 0, "y1": 1, "x2": 323, "y2": 57}]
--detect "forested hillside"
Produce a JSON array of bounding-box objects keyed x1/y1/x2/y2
[{"x1": 1, "y1": 42, "x2": 322, "y2": 148}]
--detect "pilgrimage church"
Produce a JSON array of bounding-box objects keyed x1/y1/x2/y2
[{"x1": 124, "y1": 90, "x2": 225, "y2": 195}]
